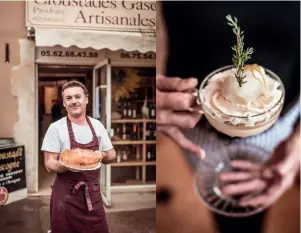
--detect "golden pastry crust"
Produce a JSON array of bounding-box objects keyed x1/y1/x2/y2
[{"x1": 59, "y1": 148, "x2": 103, "y2": 169}]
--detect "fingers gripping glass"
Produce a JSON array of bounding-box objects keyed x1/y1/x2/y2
[{"x1": 194, "y1": 144, "x2": 271, "y2": 217}]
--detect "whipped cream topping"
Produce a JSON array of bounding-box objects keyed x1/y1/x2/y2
[{"x1": 200, "y1": 65, "x2": 283, "y2": 126}]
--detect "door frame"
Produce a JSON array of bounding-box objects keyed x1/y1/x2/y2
[{"x1": 92, "y1": 58, "x2": 112, "y2": 206}]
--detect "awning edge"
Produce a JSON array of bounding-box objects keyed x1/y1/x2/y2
[{"x1": 35, "y1": 27, "x2": 156, "y2": 53}]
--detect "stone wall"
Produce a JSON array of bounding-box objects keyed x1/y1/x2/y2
[{"x1": 0, "y1": 2, "x2": 37, "y2": 192}]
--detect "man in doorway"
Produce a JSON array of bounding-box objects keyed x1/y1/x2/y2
[
  {"x1": 51, "y1": 99, "x2": 62, "y2": 122},
  {"x1": 41, "y1": 80, "x2": 116, "y2": 233}
]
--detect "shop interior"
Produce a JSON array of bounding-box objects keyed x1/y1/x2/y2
[
  {"x1": 37, "y1": 64, "x2": 156, "y2": 195},
  {"x1": 110, "y1": 66, "x2": 156, "y2": 188}
]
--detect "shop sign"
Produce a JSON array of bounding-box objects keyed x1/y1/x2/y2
[
  {"x1": 26, "y1": 0, "x2": 156, "y2": 33},
  {"x1": 0, "y1": 145, "x2": 27, "y2": 205}
]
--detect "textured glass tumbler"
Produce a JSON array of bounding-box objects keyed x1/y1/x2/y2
[{"x1": 194, "y1": 144, "x2": 270, "y2": 217}]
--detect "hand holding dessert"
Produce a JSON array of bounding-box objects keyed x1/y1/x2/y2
[
  {"x1": 219, "y1": 124, "x2": 300, "y2": 207},
  {"x1": 156, "y1": 74, "x2": 205, "y2": 158}
]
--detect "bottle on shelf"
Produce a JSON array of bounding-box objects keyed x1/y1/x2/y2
[
  {"x1": 126, "y1": 123, "x2": 132, "y2": 140},
  {"x1": 146, "y1": 123, "x2": 151, "y2": 140},
  {"x1": 136, "y1": 146, "x2": 141, "y2": 160},
  {"x1": 152, "y1": 145, "x2": 156, "y2": 161},
  {"x1": 138, "y1": 124, "x2": 142, "y2": 140},
  {"x1": 122, "y1": 124, "x2": 127, "y2": 140},
  {"x1": 132, "y1": 101, "x2": 137, "y2": 119},
  {"x1": 146, "y1": 123, "x2": 155, "y2": 140},
  {"x1": 127, "y1": 101, "x2": 132, "y2": 119},
  {"x1": 147, "y1": 150, "x2": 152, "y2": 161},
  {"x1": 116, "y1": 149, "x2": 121, "y2": 163},
  {"x1": 122, "y1": 100, "x2": 128, "y2": 119},
  {"x1": 110, "y1": 127, "x2": 115, "y2": 138},
  {"x1": 148, "y1": 102, "x2": 156, "y2": 119},
  {"x1": 115, "y1": 125, "x2": 121, "y2": 139},
  {"x1": 122, "y1": 148, "x2": 128, "y2": 161},
  {"x1": 152, "y1": 103, "x2": 156, "y2": 119},
  {"x1": 132, "y1": 124, "x2": 137, "y2": 140},
  {"x1": 146, "y1": 145, "x2": 156, "y2": 161}
]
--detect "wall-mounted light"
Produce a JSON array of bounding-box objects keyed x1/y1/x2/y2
[
  {"x1": 26, "y1": 27, "x2": 35, "y2": 41},
  {"x1": 5, "y1": 43, "x2": 10, "y2": 63}
]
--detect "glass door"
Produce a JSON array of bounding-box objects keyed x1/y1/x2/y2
[{"x1": 92, "y1": 59, "x2": 112, "y2": 206}]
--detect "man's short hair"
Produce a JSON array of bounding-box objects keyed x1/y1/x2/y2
[{"x1": 61, "y1": 80, "x2": 88, "y2": 97}]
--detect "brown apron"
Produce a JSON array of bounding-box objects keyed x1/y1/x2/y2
[{"x1": 50, "y1": 117, "x2": 109, "y2": 233}]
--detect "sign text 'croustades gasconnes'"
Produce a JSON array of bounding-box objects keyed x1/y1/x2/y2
[{"x1": 26, "y1": 0, "x2": 156, "y2": 32}]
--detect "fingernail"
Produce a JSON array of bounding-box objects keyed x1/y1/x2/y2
[
  {"x1": 199, "y1": 149, "x2": 206, "y2": 159},
  {"x1": 188, "y1": 77, "x2": 198, "y2": 82}
]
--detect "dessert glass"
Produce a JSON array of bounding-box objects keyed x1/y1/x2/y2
[{"x1": 196, "y1": 65, "x2": 285, "y2": 138}]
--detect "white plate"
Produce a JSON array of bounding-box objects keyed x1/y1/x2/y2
[{"x1": 59, "y1": 160, "x2": 101, "y2": 171}]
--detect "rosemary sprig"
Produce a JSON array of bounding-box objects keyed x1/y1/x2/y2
[{"x1": 226, "y1": 15, "x2": 254, "y2": 87}]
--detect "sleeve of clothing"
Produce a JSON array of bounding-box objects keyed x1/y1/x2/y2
[
  {"x1": 41, "y1": 124, "x2": 61, "y2": 153},
  {"x1": 98, "y1": 121, "x2": 113, "y2": 152}
]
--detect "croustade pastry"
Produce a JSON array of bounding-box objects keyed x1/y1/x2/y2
[{"x1": 60, "y1": 148, "x2": 104, "y2": 169}]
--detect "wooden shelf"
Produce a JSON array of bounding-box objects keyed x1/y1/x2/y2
[
  {"x1": 111, "y1": 119, "x2": 156, "y2": 123},
  {"x1": 112, "y1": 140, "x2": 156, "y2": 145},
  {"x1": 145, "y1": 141, "x2": 156, "y2": 144},
  {"x1": 111, "y1": 161, "x2": 156, "y2": 167}
]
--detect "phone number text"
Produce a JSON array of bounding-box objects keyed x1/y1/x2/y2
[
  {"x1": 120, "y1": 52, "x2": 155, "y2": 60},
  {"x1": 40, "y1": 50, "x2": 99, "y2": 58}
]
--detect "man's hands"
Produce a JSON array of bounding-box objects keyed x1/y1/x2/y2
[
  {"x1": 100, "y1": 148, "x2": 117, "y2": 164},
  {"x1": 219, "y1": 131, "x2": 300, "y2": 207},
  {"x1": 156, "y1": 74, "x2": 205, "y2": 158},
  {"x1": 44, "y1": 152, "x2": 69, "y2": 173}
]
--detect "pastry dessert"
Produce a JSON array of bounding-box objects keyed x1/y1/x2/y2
[
  {"x1": 60, "y1": 148, "x2": 104, "y2": 170},
  {"x1": 197, "y1": 15, "x2": 284, "y2": 137}
]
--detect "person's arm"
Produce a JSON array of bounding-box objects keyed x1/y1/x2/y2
[
  {"x1": 44, "y1": 151, "x2": 68, "y2": 173},
  {"x1": 278, "y1": 120, "x2": 300, "y2": 174},
  {"x1": 41, "y1": 124, "x2": 67, "y2": 173},
  {"x1": 156, "y1": 1, "x2": 169, "y2": 75},
  {"x1": 101, "y1": 148, "x2": 116, "y2": 164}
]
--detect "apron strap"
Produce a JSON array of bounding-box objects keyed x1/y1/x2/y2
[
  {"x1": 72, "y1": 181, "x2": 93, "y2": 212},
  {"x1": 66, "y1": 117, "x2": 77, "y2": 149},
  {"x1": 86, "y1": 117, "x2": 99, "y2": 144}
]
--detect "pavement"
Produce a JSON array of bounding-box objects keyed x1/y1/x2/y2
[{"x1": 0, "y1": 196, "x2": 156, "y2": 233}]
